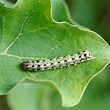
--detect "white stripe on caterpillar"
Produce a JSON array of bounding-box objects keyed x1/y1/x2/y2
[{"x1": 20, "y1": 50, "x2": 94, "y2": 72}]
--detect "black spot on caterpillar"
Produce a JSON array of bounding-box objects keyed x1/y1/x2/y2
[{"x1": 20, "y1": 50, "x2": 94, "y2": 72}]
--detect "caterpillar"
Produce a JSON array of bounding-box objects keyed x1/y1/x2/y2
[{"x1": 20, "y1": 50, "x2": 94, "y2": 72}]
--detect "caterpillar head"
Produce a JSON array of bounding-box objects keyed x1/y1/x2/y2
[{"x1": 78, "y1": 50, "x2": 94, "y2": 62}]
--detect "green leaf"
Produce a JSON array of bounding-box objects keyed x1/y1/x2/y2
[
  {"x1": 52, "y1": 0, "x2": 75, "y2": 24},
  {"x1": 0, "y1": 0, "x2": 110, "y2": 107},
  {"x1": 0, "y1": 0, "x2": 14, "y2": 8},
  {"x1": 7, "y1": 71, "x2": 110, "y2": 110},
  {"x1": 7, "y1": 84, "x2": 55, "y2": 110},
  {"x1": 7, "y1": 84, "x2": 39, "y2": 110},
  {"x1": 51, "y1": 0, "x2": 86, "y2": 29}
]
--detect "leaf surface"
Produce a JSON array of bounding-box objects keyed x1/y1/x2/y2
[{"x1": 0, "y1": 0, "x2": 110, "y2": 107}]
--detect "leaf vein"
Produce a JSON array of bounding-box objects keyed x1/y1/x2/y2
[{"x1": 4, "y1": 10, "x2": 34, "y2": 53}]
